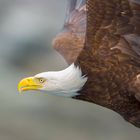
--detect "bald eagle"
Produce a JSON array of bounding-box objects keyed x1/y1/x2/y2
[{"x1": 18, "y1": 0, "x2": 140, "y2": 128}]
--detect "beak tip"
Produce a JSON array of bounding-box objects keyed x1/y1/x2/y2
[
  {"x1": 18, "y1": 80, "x2": 24, "y2": 93},
  {"x1": 18, "y1": 86, "x2": 22, "y2": 93},
  {"x1": 18, "y1": 87, "x2": 21, "y2": 92}
]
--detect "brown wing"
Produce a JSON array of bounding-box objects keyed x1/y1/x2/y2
[
  {"x1": 53, "y1": 0, "x2": 86, "y2": 64},
  {"x1": 77, "y1": 0, "x2": 140, "y2": 96},
  {"x1": 84, "y1": 0, "x2": 140, "y2": 62},
  {"x1": 74, "y1": 0, "x2": 140, "y2": 128}
]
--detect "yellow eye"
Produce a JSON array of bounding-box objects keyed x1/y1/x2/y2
[{"x1": 38, "y1": 78, "x2": 46, "y2": 83}]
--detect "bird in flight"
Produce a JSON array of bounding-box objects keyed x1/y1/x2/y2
[{"x1": 18, "y1": 0, "x2": 140, "y2": 128}]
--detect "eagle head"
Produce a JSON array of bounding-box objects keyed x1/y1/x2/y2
[{"x1": 18, "y1": 64, "x2": 87, "y2": 97}]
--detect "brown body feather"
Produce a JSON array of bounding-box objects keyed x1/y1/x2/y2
[{"x1": 53, "y1": 0, "x2": 140, "y2": 128}]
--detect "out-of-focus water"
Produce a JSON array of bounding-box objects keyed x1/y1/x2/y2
[{"x1": 0, "y1": 0, "x2": 140, "y2": 140}]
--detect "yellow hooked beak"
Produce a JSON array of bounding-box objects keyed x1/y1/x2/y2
[{"x1": 18, "y1": 77, "x2": 42, "y2": 92}]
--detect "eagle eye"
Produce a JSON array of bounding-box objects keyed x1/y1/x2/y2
[{"x1": 38, "y1": 78, "x2": 46, "y2": 83}]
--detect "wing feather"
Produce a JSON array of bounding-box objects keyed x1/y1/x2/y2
[
  {"x1": 83, "y1": 0, "x2": 140, "y2": 64},
  {"x1": 71, "y1": 0, "x2": 140, "y2": 126},
  {"x1": 75, "y1": 0, "x2": 140, "y2": 105},
  {"x1": 53, "y1": 0, "x2": 86, "y2": 64}
]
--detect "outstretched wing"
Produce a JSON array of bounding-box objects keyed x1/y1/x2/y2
[{"x1": 53, "y1": 0, "x2": 86, "y2": 64}]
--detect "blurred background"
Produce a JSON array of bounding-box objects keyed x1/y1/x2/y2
[{"x1": 0, "y1": 0, "x2": 140, "y2": 140}]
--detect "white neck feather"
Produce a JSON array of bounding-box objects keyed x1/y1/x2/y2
[{"x1": 35, "y1": 63, "x2": 87, "y2": 97}]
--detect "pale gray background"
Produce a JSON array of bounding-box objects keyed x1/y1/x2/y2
[{"x1": 0, "y1": 0, "x2": 139, "y2": 140}]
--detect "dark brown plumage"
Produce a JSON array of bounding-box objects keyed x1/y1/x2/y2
[{"x1": 53, "y1": 0, "x2": 140, "y2": 128}]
